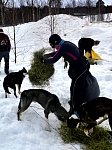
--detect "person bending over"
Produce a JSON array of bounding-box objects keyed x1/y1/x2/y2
[
  {"x1": 43, "y1": 34, "x2": 100, "y2": 117},
  {"x1": 78, "y1": 37, "x2": 100, "y2": 56}
]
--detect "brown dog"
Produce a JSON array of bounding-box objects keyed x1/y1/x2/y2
[{"x1": 17, "y1": 89, "x2": 70, "y2": 130}]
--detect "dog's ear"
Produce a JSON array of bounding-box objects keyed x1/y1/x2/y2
[
  {"x1": 23, "y1": 67, "x2": 25, "y2": 70},
  {"x1": 22, "y1": 67, "x2": 27, "y2": 73}
]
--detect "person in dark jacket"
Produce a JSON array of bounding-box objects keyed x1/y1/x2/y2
[
  {"x1": 43, "y1": 34, "x2": 100, "y2": 116},
  {"x1": 78, "y1": 37, "x2": 100, "y2": 56},
  {"x1": 0, "y1": 29, "x2": 11, "y2": 75}
]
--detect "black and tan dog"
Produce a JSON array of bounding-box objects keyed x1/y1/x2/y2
[
  {"x1": 3, "y1": 67, "x2": 27, "y2": 98},
  {"x1": 17, "y1": 89, "x2": 70, "y2": 131},
  {"x1": 67, "y1": 97, "x2": 112, "y2": 136}
]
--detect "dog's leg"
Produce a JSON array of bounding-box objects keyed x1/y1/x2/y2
[
  {"x1": 5, "y1": 92, "x2": 7, "y2": 98},
  {"x1": 17, "y1": 97, "x2": 32, "y2": 121},
  {"x1": 84, "y1": 115, "x2": 108, "y2": 137},
  {"x1": 84, "y1": 128, "x2": 90, "y2": 137},
  {"x1": 17, "y1": 99, "x2": 25, "y2": 121},
  {"x1": 84, "y1": 123, "x2": 95, "y2": 137},
  {"x1": 14, "y1": 85, "x2": 17, "y2": 98},
  {"x1": 96, "y1": 114, "x2": 108, "y2": 125},
  {"x1": 15, "y1": 84, "x2": 20, "y2": 97},
  {"x1": 84, "y1": 120, "x2": 97, "y2": 137},
  {"x1": 17, "y1": 109, "x2": 22, "y2": 121},
  {"x1": 44, "y1": 109, "x2": 51, "y2": 132},
  {"x1": 3, "y1": 84, "x2": 11, "y2": 98},
  {"x1": 18, "y1": 84, "x2": 21, "y2": 95},
  {"x1": 84, "y1": 128, "x2": 93, "y2": 137},
  {"x1": 17, "y1": 107, "x2": 28, "y2": 121}
]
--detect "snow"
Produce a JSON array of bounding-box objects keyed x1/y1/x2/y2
[{"x1": 0, "y1": 14, "x2": 112, "y2": 149}]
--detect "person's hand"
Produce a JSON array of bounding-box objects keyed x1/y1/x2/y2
[
  {"x1": 40, "y1": 56, "x2": 44, "y2": 63},
  {"x1": 64, "y1": 61, "x2": 68, "y2": 69}
]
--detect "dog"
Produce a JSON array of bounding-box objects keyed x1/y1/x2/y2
[
  {"x1": 3, "y1": 67, "x2": 27, "y2": 98},
  {"x1": 67, "y1": 97, "x2": 112, "y2": 136},
  {"x1": 17, "y1": 89, "x2": 70, "y2": 131}
]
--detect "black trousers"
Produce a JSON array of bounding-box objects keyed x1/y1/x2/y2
[{"x1": 0, "y1": 51, "x2": 9, "y2": 74}]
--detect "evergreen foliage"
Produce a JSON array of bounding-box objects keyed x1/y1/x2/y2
[
  {"x1": 59, "y1": 123, "x2": 112, "y2": 150},
  {"x1": 28, "y1": 49, "x2": 55, "y2": 86}
]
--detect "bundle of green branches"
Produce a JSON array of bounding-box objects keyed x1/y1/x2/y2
[
  {"x1": 28, "y1": 48, "x2": 55, "y2": 86},
  {"x1": 59, "y1": 122, "x2": 112, "y2": 150}
]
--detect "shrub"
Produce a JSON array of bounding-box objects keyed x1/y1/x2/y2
[
  {"x1": 28, "y1": 48, "x2": 55, "y2": 86},
  {"x1": 59, "y1": 123, "x2": 112, "y2": 150}
]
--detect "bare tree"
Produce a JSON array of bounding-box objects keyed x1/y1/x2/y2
[
  {"x1": 26, "y1": 0, "x2": 32, "y2": 22},
  {"x1": 96, "y1": 0, "x2": 105, "y2": 21},
  {"x1": 65, "y1": 0, "x2": 76, "y2": 8},
  {"x1": 47, "y1": 0, "x2": 62, "y2": 35},
  {"x1": 48, "y1": 0, "x2": 62, "y2": 8},
  {"x1": 72, "y1": 0, "x2": 76, "y2": 7},
  {"x1": 77, "y1": 0, "x2": 85, "y2": 6},
  {"x1": 85, "y1": 0, "x2": 95, "y2": 22},
  {"x1": 0, "y1": 0, "x2": 9, "y2": 26},
  {"x1": 12, "y1": 0, "x2": 17, "y2": 63},
  {"x1": 18, "y1": 0, "x2": 25, "y2": 23},
  {"x1": 31, "y1": 0, "x2": 35, "y2": 22}
]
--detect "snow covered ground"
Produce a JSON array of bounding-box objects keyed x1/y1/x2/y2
[{"x1": 0, "y1": 14, "x2": 112, "y2": 149}]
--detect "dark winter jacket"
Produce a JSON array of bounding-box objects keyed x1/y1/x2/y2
[
  {"x1": 0, "y1": 32, "x2": 11, "y2": 52},
  {"x1": 44, "y1": 39, "x2": 100, "y2": 113},
  {"x1": 44, "y1": 40, "x2": 90, "y2": 79},
  {"x1": 78, "y1": 38, "x2": 95, "y2": 56}
]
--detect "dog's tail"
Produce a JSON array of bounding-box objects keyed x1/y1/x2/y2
[
  {"x1": 3, "y1": 81, "x2": 11, "y2": 94},
  {"x1": 17, "y1": 91, "x2": 32, "y2": 121}
]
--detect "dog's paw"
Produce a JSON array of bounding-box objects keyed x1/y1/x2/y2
[
  {"x1": 5, "y1": 91, "x2": 11, "y2": 98},
  {"x1": 84, "y1": 129, "x2": 89, "y2": 137},
  {"x1": 84, "y1": 128, "x2": 92, "y2": 137},
  {"x1": 17, "y1": 116, "x2": 22, "y2": 121},
  {"x1": 14, "y1": 94, "x2": 18, "y2": 98},
  {"x1": 18, "y1": 119, "x2": 22, "y2": 121},
  {"x1": 7, "y1": 91, "x2": 11, "y2": 94}
]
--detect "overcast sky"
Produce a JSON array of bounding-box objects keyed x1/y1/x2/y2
[
  {"x1": 104, "y1": 0, "x2": 112, "y2": 5},
  {"x1": 64, "y1": 0, "x2": 112, "y2": 6},
  {"x1": 13, "y1": 0, "x2": 112, "y2": 7},
  {"x1": 95, "y1": 0, "x2": 112, "y2": 5}
]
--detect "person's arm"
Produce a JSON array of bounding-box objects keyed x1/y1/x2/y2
[
  {"x1": 6, "y1": 35, "x2": 11, "y2": 51},
  {"x1": 43, "y1": 51, "x2": 56, "y2": 59}
]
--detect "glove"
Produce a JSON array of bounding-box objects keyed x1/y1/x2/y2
[
  {"x1": 64, "y1": 61, "x2": 68, "y2": 69},
  {"x1": 40, "y1": 56, "x2": 44, "y2": 63},
  {"x1": 68, "y1": 101, "x2": 74, "y2": 116}
]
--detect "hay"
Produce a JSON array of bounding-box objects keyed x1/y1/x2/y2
[
  {"x1": 28, "y1": 49, "x2": 55, "y2": 86},
  {"x1": 59, "y1": 123, "x2": 112, "y2": 150}
]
